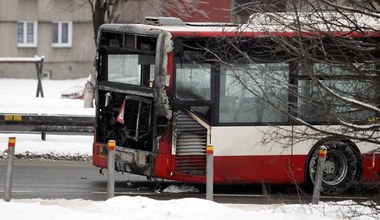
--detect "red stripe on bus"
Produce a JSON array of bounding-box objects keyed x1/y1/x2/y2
[{"x1": 93, "y1": 142, "x2": 380, "y2": 183}]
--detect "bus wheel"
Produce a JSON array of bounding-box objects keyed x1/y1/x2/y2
[{"x1": 308, "y1": 140, "x2": 358, "y2": 195}]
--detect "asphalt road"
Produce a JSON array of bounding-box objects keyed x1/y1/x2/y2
[
  {"x1": 0, "y1": 160, "x2": 153, "y2": 201},
  {"x1": 1, "y1": 160, "x2": 379, "y2": 203},
  {"x1": 0, "y1": 160, "x2": 297, "y2": 203}
]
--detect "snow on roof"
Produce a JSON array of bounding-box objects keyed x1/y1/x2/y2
[
  {"x1": 0, "y1": 55, "x2": 44, "y2": 63},
  {"x1": 100, "y1": 13, "x2": 380, "y2": 37},
  {"x1": 245, "y1": 12, "x2": 380, "y2": 32}
]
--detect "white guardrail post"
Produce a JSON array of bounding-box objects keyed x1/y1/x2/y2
[
  {"x1": 4, "y1": 137, "x2": 16, "y2": 202},
  {"x1": 107, "y1": 140, "x2": 116, "y2": 199},
  {"x1": 312, "y1": 146, "x2": 327, "y2": 205},
  {"x1": 206, "y1": 144, "x2": 214, "y2": 201}
]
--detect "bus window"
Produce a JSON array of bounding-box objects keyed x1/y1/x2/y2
[
  {"x1": 108, "y1": 54, "x2": 155, "y2": 86},
  {"x1": 219, "y1": 63, "x2": 289, "y2": 123},
  {"x1": 175, "y1": 63, "x2": 211, "y2": 101},
  {"x1": 298, "y1": 63, "x2": 376, "y2": 123}
]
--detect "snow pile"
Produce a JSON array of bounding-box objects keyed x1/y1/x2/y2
[
  {"x1": 268, "y1": 200, "x2": 380, "y2": 219},
  {"x1": 162, "y1": 184, "x2": 201, "y2": 193},
  {"x1": 0, "y1": 133, "x2": 92, "y2": 160},
  {"x1": 1, "y1": 197, "x2": 379, "y2": 220}
]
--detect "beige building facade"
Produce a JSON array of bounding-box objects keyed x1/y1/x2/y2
[
  {"x1": 0, "y1": 0, "x2": 96, "y2": 79},
  {"x1": 0, "y1": 0, "x2": 162, "y2": 79}
]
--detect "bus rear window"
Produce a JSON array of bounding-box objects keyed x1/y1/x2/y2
[{"x1": 107, "y1": 54, "x2": 154, "y2": 85}]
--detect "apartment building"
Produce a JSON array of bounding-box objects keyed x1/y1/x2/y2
[
  {"x1": 0, "y1": 0, "x2": 96, "y2": 79},
  {"x1": 0, "y1": 0, "x2": 162, "y2": 79}
]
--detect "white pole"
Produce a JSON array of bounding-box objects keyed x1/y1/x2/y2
[
  {"x1": 107, "y1": 140, "x2": 116, "y2": 199},
  {"x1": 4, "y1": 137, "x2": 16, "y2": 202},
  {"x1": 312, "y1": 146, "x2": 327, "y2": 205},
  {"x1": 206, "y1": 144, "x2": 214, "y2": 201}
]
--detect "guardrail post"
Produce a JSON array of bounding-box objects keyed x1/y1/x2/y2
[
  {"x1": 206, "y1": 144, "x2": 214, "y2": 201},
  {"x1": 35, "y1": 56, "x2": 44, "y2": 98},
  {"x1": 312, "y1": 146, "x2": 327, "y2": 205},
  {"x1": 4, "y1": 137, "x2": 16, "y2": 202},
  {"x1": 107, "y1": 140, "x2": 116, "y2": 199},
  {"x1": 41, "y1": 132, "x2": 46, "y2": 141}
]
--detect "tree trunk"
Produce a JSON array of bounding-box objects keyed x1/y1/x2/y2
[
  {"x1": 92, "y1": 0, "x2": 106, "y2": 46},
  {"x1": 85, "y1": 0, "x2": 106, "y2": 108}
]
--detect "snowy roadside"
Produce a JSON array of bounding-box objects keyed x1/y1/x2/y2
[
  {"x1": 0, "y1": 133, "x2": 92, "y2": 161},
  {"x1": 0, "y1": 78, "x2": 94, "y2": 160},
  {"x1": 1, "y1": 197, "x2": 380, "y2": 220},
  {"x1": 0, "y1": 78, "x2": 94, "y2": 115}
]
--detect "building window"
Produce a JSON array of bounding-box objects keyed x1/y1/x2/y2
[
  {"x1": 17, "y1": 21, "x2": 38, "y2": 47},
  {"x1": 52, "y1": 22, "x2": 72, "y2": 47}
]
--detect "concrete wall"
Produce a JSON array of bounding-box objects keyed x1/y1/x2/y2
[{"x1": 0, "y1": 0, "x2": 94, "y2": 79}]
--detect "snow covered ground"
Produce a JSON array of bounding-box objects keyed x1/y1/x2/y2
[
  {"x1": 1, "y1": 78, "x2": 379, "y2": 219},
  {"x1": 0, "y1": 78, "x2": 93, "y2": 160},
  {"x1": 0, "y1": 78, "x2": 94, "y2": 115},
  {"x1": 1, "y1": 197, "x2": 379, "y2": 220}
]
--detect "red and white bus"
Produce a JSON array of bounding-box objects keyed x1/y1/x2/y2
[{"x1": 93, "y1": 16, "x2": 380, "y2": 194}]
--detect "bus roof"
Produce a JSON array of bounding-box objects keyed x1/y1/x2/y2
[{"x1": 100, "y1": 13, "x2": 380, "y2": 38}]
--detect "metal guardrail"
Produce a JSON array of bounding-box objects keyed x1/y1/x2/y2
[{"x1": 0, "y1": 113, "x2": 95, "y2": 140}]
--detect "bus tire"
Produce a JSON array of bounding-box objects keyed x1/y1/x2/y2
[{"x1": 307, "y1": 140, "x2": 359, "y2": 195}]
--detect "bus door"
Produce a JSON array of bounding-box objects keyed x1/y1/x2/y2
[{"x1": 171, "y1": 38, "x2": 214, "y2": 177}]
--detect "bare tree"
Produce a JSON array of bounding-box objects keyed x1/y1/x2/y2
[
  {"x1": 224, "y1": 0, "x2": 380, "y2": 143},
  {"x1": 161, "y1": 0, "x2": 209, "y2": 21},
  {"x1": 87, "y1": 0, "x2": 130, "y2": 46}
]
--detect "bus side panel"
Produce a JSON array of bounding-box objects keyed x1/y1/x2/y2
[
  {"x1": 361, "y1": 154, "x2": 380, "y2": 181},
  {"x1": 153, "y1": 154, "x2": 172, "y2": 179},
  {"x1": 152, "y1": 127, "x2": 173, "y2": 177},
  {"x1": 159, "y1": 154, "x2": 306, "y2": 184},
  {"x1": 214, "y1": 155, "x2": 306, "y2": 184},
  {"x1": 209, "y1": 126, "x2": 303, "y2": 183},
  {"x1": 93, "y1": 142, "x2": 107, "y2": 168}
]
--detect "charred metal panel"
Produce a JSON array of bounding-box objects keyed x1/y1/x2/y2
[
  {"x1": 96, "y1": 88, "x2": 153, "y2": 151},
  {"x1": 115, "y1": 147, "x2": 151, "y2": 176},
  {"x1": 153, "y1": 31, "x2": 173, "y2": 120},
  {"x1": 98, "y1": 81, "x2": 154, "y2": 98},
  {"x1": 98, "y1": 24, "x2": 161, "y2": 48},
  {"x1": 122, "y1": 95, "x2": 153, "y2": 142}
]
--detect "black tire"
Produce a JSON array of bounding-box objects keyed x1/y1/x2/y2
[{"x1": 308, "y1": 140, "x2": 358, "y2": 195}]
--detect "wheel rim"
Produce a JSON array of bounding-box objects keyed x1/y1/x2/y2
[
  {"x1": 308, "y1": 141, "x2": 357, "y2": 195},
  {"x1": 322, "y1": 149, "x2": 348, "y2": 185},
  {"x1": 309, "y1": 144, "x2": 350, "y2": 186}
]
